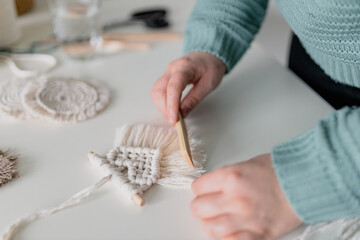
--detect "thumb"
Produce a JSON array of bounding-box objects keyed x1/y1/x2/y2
[{"x1": 180, "y1": 77, "x2": 216, "y2": 117}]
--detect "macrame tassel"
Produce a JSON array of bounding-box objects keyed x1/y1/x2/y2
[
  {"x1": 297, "y1": 218, "x2": 360, "y2": 240},
  {"x1": 88, "y1": 124, "x2": 206, "y2": 206},
  {"x1": 0, "y1": 150, "x2": 18, "y2": 187},
  {"x1": 2, "y1": 176, "x2": 111, "y2": 240}
]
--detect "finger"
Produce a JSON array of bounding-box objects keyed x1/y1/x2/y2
[
  {"x1": 202, "y1": 214, "x2": 247, "y2": 238},
  {"x1": 151, "y1": 74, "x2": 170, "y2": 119},
  {"x1": 191, "y1": 167, "x2": 227, "y2": 196},
  {"x1": 222, "y1": 231, "x2": 262, "y2": 240},
  {"x1": 191, "y1": 192, "x2": 227, "y2": 219},
  {"x1": 180, "y1": 77, "x2": 216, "y2": 117},
  {"x1": 166, "y1": 71, "x2": 192, "y2": 124}
]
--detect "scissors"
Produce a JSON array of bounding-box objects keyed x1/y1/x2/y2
[
  {"x1": 0, "y1": 53, "x2": 57, "y2": 78},
  {"x1": 103, "y1": 8, "x2": 169, "y2": 31}
]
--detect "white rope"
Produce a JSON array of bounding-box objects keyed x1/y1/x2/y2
[
  {"x1": 0, "y1": 54, "x2": 57, "y2": 79},
  {"x1": 2, "y1": 175, "x2": 111, "y2": 240}
]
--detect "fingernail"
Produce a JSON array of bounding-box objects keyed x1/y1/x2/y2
[{"x1": 169, "y1": 114, "x2": 176, "y2": 124}]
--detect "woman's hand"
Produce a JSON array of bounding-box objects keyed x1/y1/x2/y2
[
  {"x1": 191, "y1": 154, "x2": 302, "y2": 240},
  {"x1": 151, "y1": 52, "x2": 226, "y2": 124}
]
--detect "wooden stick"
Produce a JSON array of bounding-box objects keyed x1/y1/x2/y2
[
  {"x1": 63, "y1": 40, "x2": 150, "y2": 56},
  {"x1": 103, "y1": 31, "x2": 182, "y2": 42},
  {"x1": 176, "y1": 113, "x2": 194, "y2": 169},
  {"x1": 132, "y1": 194, "x2": 145, "y2": 207}
]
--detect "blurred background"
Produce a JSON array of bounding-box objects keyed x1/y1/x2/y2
[{"x1": 7, "y1": 0, "x2": 291, "y2": 65}]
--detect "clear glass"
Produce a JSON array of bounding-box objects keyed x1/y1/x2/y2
[{"x1": 47, "y1": 0, "x2": 102, "y2": 58}]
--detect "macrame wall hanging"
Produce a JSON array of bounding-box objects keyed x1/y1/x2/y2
[
  {"x1": 2, "y1": 124, "x2": 206, "y2": 240},
  {"x1": 0, "y1": 150, "x2": 18, "y2": 187},
  {"x1": 0, "y1": 76, "x2": 110, "y2": 123}
]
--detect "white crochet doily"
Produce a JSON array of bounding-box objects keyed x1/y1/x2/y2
[
  {"x1": 0, "y1": 79, "x2": 30, "y2": 119},
  {"x1": 22, "y1": 77, "x2": 110, "y2": 123}
]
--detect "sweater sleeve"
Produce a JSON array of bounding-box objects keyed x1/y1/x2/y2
[
  {"x1": 272, "y1": 106, "x2": 360, "y2": 224},
  {"x1": 183, "y1": 0, "x2": 269, "y2": 72}
]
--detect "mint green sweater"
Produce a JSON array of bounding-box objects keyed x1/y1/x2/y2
[{"x1": 184, "y1": 0, "x2": 360, "y2": 224}]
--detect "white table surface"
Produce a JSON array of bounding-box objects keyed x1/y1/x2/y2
[{"x1": 0, "y1": 0, "x2": 335, "y2": 239}]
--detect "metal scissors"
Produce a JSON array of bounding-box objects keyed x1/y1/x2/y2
[{"x1": 103, "y1": 8, "x2": 169, "y2": 31}]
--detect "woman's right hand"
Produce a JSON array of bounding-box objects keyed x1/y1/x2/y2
[{"x1": 151, "y1": 52, "x2": 226, "y2": 125}]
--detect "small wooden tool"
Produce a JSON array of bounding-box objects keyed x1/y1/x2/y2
[{"x1": 176, "y1": 112, "x2": 194, "y2": 169}]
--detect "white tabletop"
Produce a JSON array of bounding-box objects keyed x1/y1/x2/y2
[{"x1": 0, "y1": 0, "x2": 334, "y2": 239}]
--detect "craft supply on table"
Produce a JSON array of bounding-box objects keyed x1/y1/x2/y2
[
  {"x1": 62, "y1": 39, "x2": 150, "y2": 57},
  {"x1": 103, "y1": 31, "x2": 182, "y2": 42},
  {"x1": 22, "y1": 76, "x2": 110, "y2": 123},
  {"x1": 0, "y1": 150, "x2": 18, "y2": 187},
  {"x1": 2, "y1": 123, "x2": 206, "y2": 239},
  {"x1": 0, "y1": 31, "x2": 182, "y2": 57},
  {"x1": 0, "y1": 76, "x2": 110, "y2": 123},
  {"x1": 0, "y1": 78, "x2": 31, "y2": 120},
  {"x1": 0, "y1": 53, "x2": 57, "y2": 78},
  {"x1": 60, "y1": 31, "x2": 181, "y2": 56},
  {"x1": 103, "y1": 8, "x2": 169, "y2": 31}
]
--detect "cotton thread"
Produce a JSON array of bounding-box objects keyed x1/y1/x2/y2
[
  {"x1": 0, "y1": 79, "x2": 30, "y2": 119},
  {"x1": 22, "y1": 77, "x2": 110, "y2": 123},
  {"x1": 89, "y1": 146, "x2": 161, "y2": 198},
  {"x1": 2, "y1": 175, "x2": 111, "y2": 240}
]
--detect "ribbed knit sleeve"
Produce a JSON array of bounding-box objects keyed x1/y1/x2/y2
[
  {"x1": 272, "y1": 106, "x2": 360, "y2": 224},
  {"x1": 183, "y1": 0, "x2": 268, "y2": 72}
]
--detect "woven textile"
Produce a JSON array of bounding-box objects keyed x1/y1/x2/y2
[
  {"x1": 22, "y1": 77, "x2": 110, "y2": 123},
  {"x1": 0, "y1": 79, "x2": 29, "y2": 119},
  {"x1": 90, "y1": 146, "x2": 161, "y2": 197}
]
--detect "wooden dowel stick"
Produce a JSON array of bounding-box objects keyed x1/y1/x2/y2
[{"x1": 132, "y1": 194, "x2": 145, "y2": 207}]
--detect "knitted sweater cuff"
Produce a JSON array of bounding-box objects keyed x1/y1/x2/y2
[
  {"x1": 183, "y1": 22, "x2": 249, "y2": 72},
  {"x1": 271, "y1": 128, "x2": 354, "y2": 224}
]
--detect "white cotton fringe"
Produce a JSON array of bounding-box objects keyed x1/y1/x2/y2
[
  {"x1": 2, "y1": 176, "x2": 111, "y2": 240},
  {"x1": 114, "y1": 124, "x2": 206, "y2": 188},
  {"x1": 297, "y1": 218, "x2": 360, "y2": 240}
]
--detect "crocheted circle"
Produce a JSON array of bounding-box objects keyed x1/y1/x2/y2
[
  {"x1": 22, "y1": 77, "x2": 110, "y2": 123},
  {"x1": 0, "y1": 79, "x2": 30, "y2": 119}
]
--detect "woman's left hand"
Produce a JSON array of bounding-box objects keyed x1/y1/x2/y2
[{"x1": 191, "y1": 153, "x2": 302, "y2": 240}]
